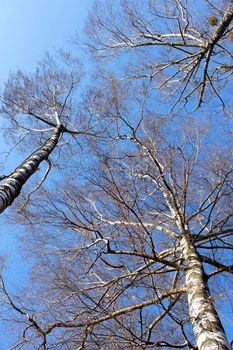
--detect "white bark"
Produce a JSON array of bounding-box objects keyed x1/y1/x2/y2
[
  {"x1": 0, "y1": 126, "x2": 62, "y2": 214},
  {"x1": 180, "y1": 234, "x2": 230, "y2": 350}
]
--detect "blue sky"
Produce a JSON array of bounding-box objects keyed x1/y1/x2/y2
[
  {"x1": 0, "y1": 0, "x2": 93, "y2": 82},
  {"x1": 0, "y1": 1, "x2": 93, "y2": 346}
]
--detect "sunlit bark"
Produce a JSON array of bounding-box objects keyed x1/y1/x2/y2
[
  {"x1": 181, "y1": 233, "x2": 230, "y2": 350},
  {"x1": 0, "y1": 126, "x2": 62, "y2": 214}
]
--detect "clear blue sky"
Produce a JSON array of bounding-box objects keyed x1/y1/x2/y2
[
  {"x1": 0, "y1": 0, "x2": 93, "y2": 81},
  {"x1": 0, "y1": 1, "x2": 93, "y2": 346}
]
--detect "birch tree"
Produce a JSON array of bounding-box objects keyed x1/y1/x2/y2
[
  {"x1": 0, "y1": 1, "x2": 232, "y2": 350},
  {"x1": 0, "y1": 52, "x2": 84, "y2": 215}
]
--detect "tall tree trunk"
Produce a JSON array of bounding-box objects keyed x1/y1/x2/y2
[
  {"x1": 0, "y1": 126, "x2": 62, "y2": 214},
  {"x1": 180, "y1": 233, "x2": 230, "y2": 350}
]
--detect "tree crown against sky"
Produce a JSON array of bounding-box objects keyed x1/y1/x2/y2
[
  {"x1": 0, "y1": 1, "x2": 232, "y2": 350},
  {"x1": 86, "y1": 0, "x2": 233, "y2": 112}
]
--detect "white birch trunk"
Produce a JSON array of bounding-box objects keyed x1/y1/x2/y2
[
  {"x1": 180, "y1": 234, "x2": 230, "y2": 350},
  {"x1": 0, "y1": 126, "x2": 62, "y2": 214}
]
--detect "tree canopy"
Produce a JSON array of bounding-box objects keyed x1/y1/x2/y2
[{"x1": 0, "y1": 1, "x2": 232, "y2": 349}]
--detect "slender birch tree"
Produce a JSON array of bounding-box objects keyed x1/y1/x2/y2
[
  {"x1": 0, "y1": 52, "x2": 84, "y2": 215},
  {"x1": 0, "y1": 1, "x2": 232, "y2": 350}
]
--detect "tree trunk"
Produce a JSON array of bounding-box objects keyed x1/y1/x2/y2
[
  {"x1": 0, "y1": 126, "x2": 62, "y2": 214},
  {"x1": 180, "y1": 233, "x2": 230, "y2": 350}
]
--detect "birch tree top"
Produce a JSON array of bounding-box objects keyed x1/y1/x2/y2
[{"x1": 86, "y1": 0, "x2": 233, "y2": 111}]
